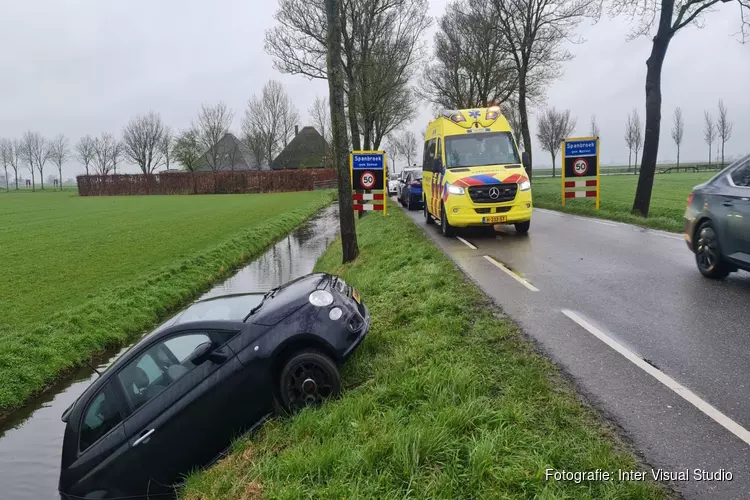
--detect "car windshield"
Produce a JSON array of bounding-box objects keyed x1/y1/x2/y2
[
  {"x1": 175, "y1": 294, "x2": 265, "y2": 324},
  {"x1": 445, "y1": 132, "x2": 520, "y2": 168}
]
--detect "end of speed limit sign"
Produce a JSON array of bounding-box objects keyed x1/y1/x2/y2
[
  {"x1": 573, "y1": 158, "x2": 589, "y2": 176},
  {"x1": 360, "y1": 170, "x2": 376, "y2": 190}
]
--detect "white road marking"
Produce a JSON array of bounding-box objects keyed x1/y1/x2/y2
[
  {"x1": 537, "y1": 208, "x2": 563, "y2": 216},
  {"x1": 561, "y1": 309, "x2": 750, "y2": 447},
  {"x1": 456, "y1": 236, "x2": 477, "y2": 250},
  {"x1": 651, "y1": 232, "x2": 683, "y2": 241},
  {"x1": 483, "y1": 255, "x2": 539, "y2": 292}
]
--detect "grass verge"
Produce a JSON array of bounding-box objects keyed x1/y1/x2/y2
[
  {"x1": 183, "y1": 203, "x2": 667, "y2": 499},
  {"x1": 531, "y1": 172, "x2": 716, "y2": 232},
  {"x1": 0, "y1": 191, "x2": 334, "y2": 418}
]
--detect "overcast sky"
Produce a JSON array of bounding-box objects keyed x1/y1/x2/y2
[{"x1": 0, "y1": 0, "x2": 748, "y2": 179}]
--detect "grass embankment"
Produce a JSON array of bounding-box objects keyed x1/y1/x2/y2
[
  {"x1": 532, "y1": 172, "x2": 716, "y2": 232},
  {"x1": 184, "y1": 205, "x2": 667, "y2": 499},
  {"x1": 0, "y1": 190, "x2": 334, "y2": 416}
]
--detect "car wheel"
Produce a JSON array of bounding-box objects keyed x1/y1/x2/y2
[
  {"x1": 424, "y1": 198, "x2": 434, "y2": 225},
  {"x1": 695, "y1": 221, "x2": 731, "y2": 279},
  {"x1": 440, "y1": 203, "x2": 455, "y2": 237},
  {"x1": 279, "y1": 350, "x2": 341, "y2": 412},
  {"x1": 514, "y1": 220, "x2": 531, "y2": 235}
]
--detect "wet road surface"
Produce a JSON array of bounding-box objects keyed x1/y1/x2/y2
[
  {"x1": 0, "y1": 205, "x2": 339, "y2": 500},
  {"x1": 400, "y1": 202, "x2": 750, "y2": 500}
]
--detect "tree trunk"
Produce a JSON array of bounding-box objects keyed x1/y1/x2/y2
[
  {"x1": 551, "y1": 153, "x2": 556, "y2": 178},
  {"x1": 327, "y1": 0, "x2": 359, "y2": 263},
  {"x1": 58, "y1": 166, "x2": 63, "y2": 191},
  {"x1": 708, "y1": 143, "x2": 712, "y2": 165},
  {"x1": 634, "y1": 147, "x2": 639, "y2": 174},
  {"x1": 346, "y1": 77, "x2": 361, "y2": 151},
  {"x1": 676, "y1": 145, "x2": 680, "y2": 168},
  {"x1": 31, "y1": 170, "x2": 35, "y2": 191},
  {"x1": 39, "y1": 170, "x2": 44, "y2": 190},
  {"x1": 632, "y1": 1, "x2": 673, "y2": 217},
  {"x1": 628, "y1": 148, "x2": 632, "y2": 170},
  {"x1": 517, "y1": 76, "x2": 533, "y2": 180},
  {"x1": 14, "y1": 171, "x2": 18, "y2": 190}
]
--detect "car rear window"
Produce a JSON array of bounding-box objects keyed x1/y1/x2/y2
[{"x1": 176, "y1": 295, "x2": 264, "y2": 324}]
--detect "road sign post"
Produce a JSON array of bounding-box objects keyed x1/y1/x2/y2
[
  {"x1": 561, "y1": 137, "x2": 600, "y2": 210},
  {"x1": 350, "y1": 150, "x2": 387, "y2": 216}
]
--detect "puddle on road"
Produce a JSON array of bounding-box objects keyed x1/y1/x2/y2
[{"x1": 0, "y1": 204, "x2": 339, "y2": 500}]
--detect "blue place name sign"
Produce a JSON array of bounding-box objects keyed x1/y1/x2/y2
[
  {"x1": 352, "y1": 153, "x2": 384, "y2": 170},
  {"x1": 565, "y1": 140, "x2": 597, "y2": 157}
]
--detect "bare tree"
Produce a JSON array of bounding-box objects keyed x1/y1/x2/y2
[
  {"x1": 326, "y1": 0, "x2": 358, "y2": 262},
  {"x1": 501, "y1": 98, "x2": 524, "y2": 150},
  {"x1": 536, "y1": 107, "x2": 577, "y2": 177},
  {"x1": 173, "y1": 128, "x2": 203, "y2": 194},
  {"x1": 76, "y1": 135, "x2": 96, "y2": 177},
  {"x1": 385, "y1": 135, "x2": 401, "y2": 172},
  {"x1": 421, "y1": 0, "x2": 517, "y2": 110},
  {"x1": 716, "y1": 99, "x2": 733, "y2": 167},
  {"x1": 631, "y1": 109, "x2": 642, "y2": 174},
  {"x1": 590, "y1": 115, "x2": 600, "y2": 137},
  {"x1": 160, "y1": 126, "x2": 174, "y2": 172},
  {"x1": 19, "y1": 131, "x2": 49, "y2": 190},
  {"x1": 122, "y1": 111, "x2": 166, "y2": 174},
  {"x1": 48, "y1": 134, "x2": 69, "y2": 190},
  {"x1": 0, "y1": 139, "x2": 11, "y2": 191},
  {"x1": 611, "y1": 0, "x2": 749, "y2": 216},
  {"x1": 194, "y1": 102, "x2": 234, "y2": 181},
  {"x1": 244, "y1": 81, "x2": 297, "y2": 166},
  {"x1": 8, "y1": 140, "x2": 22, "y2": 190},
  {"x1": 309, "y1": 95, "x2": 332, "y2": 145},
  {"x1": 671, "y1": 107, "x2": 684, "y2": 168},
  {"x1": 399, "y1": 131, "x2": 418, "y2": 166},
  {"x1": 625, "y1": 113, "x2": 635, "y2": 170},
  {"x1": 266, "y1": 0, "x2": 430, "y2": 151},
  {"x1": 490, "y1": 0, "x2": 600, "y2": 180},
  {"x1": 111, "y1": 140, "x2": 124, "y2": 175},
  {"x1": 703, "y1": 110, "x2": 716, "y2": 166},
  {"x1": 93, "y1": 133, "x2": 117, "y2": 175}
]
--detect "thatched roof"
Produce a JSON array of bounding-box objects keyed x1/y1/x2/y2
[
  {"x1": 271, "y1": 126, "x2": 330, "y2": 170},
  {"x1": 195, "y1": 133, "x2": 270, "y2": 171}
]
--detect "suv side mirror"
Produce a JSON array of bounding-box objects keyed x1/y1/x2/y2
[{"x1": 521, "y1": 151, "x2": 530, "y2": 170}]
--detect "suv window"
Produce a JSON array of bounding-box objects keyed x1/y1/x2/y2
[
  {"x1": 117, "y1": 333, "x2": 211, "y2": 411},
  {"x1": 730, "y1": 161, "x2": 750, "y2": 187},
  {"x1": 80, "y1": 383, "x2": 122, "y2": 452}
]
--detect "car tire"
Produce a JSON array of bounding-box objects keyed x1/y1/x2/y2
[
  {"x1": 514, "y1": 220, "x2": 531, "y2": 235},
  {"x1": 279, "y1": 350, "x2": 341, "y2": 412},
  {"x1": 695, "y1": 221, "x2": 731, "y2": 279},
  {"x1": 440, "y1": 203, "x2": 455, "y2": 237},
  {"x1": 424, "y1": 198, "x2": 434, "y2": 225}
]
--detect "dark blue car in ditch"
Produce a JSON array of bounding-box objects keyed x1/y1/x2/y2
[
  {"x1": 398, "y1": 170, "x2": 423, "y2": 210},
  {"x1": 58, "y1": 273, "x2": 369, "y2": 499}
]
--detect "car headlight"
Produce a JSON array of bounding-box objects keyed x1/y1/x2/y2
[
  {"x1": 447, "y1": 184, "x2": 465, "y2": 195},
  {"x1": 519, "y1": 180, "x2": 531, "y2": 191},
  {"x1": 329, "y1": 307, "x2": 343, "y2": 320},
  {"x1": 309, "y1": 290, "x2": 334, "y2": 307}
]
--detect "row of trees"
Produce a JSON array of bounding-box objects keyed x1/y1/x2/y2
[{"x1": 1, "y1": 134, "x2": 72, "y2": 191}]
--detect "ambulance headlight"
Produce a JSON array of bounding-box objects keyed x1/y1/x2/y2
[
  {"x1": 519, "y1": 180, "x2": 531, "y2": 191},
  {"x1": 447, "y1": 184, "x2": 465, "y2": 195}
]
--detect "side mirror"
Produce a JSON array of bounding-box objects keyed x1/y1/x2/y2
[
  {"x1": 521, "y1": 151, "x2": 530, "y2": 170},
  {"x1": 189, "y1": 342, "x2": 214, "y2": 364}
]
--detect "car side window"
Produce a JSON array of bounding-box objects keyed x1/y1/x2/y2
[
  {"x1": 730, "y1": 161, "x2": 750, "y2": 187},
  {"x1": 80, "y1": 382, "x2": 122, "y2": 453},
  {"x1": 117, "y1": 333, "x2": 211, "y2": 412}
]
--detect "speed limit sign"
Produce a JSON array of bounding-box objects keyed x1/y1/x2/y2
[
  {"x1": 573, "y1": 158, "x2": 588, "y2": 176},
  {"x1": 360, "y1": 170, "x2": 376, "y2": 189}
]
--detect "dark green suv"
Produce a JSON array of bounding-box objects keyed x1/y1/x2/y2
[{"x1": 684, "y1": 155, "x2": 750, "y2": 278}]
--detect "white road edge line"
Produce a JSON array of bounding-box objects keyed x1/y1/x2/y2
[
  {"x1": 537, "y1": 208, "x2": 563, "y2": 216},
  {"x1": 561, "y1": 309, "x2": 750, "y2": 447},
  {"x1": 456, "y1": 236, "x2": 477, "y2": 250},
  {"x1": 483, "y1": 255, "x2": 539, "y2": 292},
  {"x1": 652, "y1": 232, "x2": 683, "y2": 241}
]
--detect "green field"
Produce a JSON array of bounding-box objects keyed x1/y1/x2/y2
[
  {"x1": 0, "y1": 190, "x2": 334, "y2": 416},
  {"x1": 531, "y1": 172, "x2": 716, "y2": 231},
  {"x1": 183, "y1": 203, "x2": 666, "y2": 500}
]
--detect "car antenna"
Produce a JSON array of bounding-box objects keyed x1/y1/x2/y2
[{"x1": 82, "y1": 358, "x2": 102, "y2": 377}]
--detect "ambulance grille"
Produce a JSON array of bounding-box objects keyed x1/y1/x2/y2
[{"x1": 468, "y1": 184, "x2": 517, "y2": 203}]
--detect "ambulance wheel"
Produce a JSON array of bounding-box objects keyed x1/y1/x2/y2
[
  {"x1": 424, "y1": 199, "x2": 434, "y2": 225},
  {"x1": 440, "y1": 203, "x2": 455, "y2": 237},
  {"x1": 514, "y1": 220, "x2": 530, "y2": 235}
]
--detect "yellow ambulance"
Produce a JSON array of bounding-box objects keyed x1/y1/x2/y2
[{"x1": 421, "y1": 106, "x2": 532, "y2": 236}]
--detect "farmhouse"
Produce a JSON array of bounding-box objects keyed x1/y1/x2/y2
[
  {"x1": 195, "y1": 133, "x2": 270, "y2": 172},
  {"x1": 271, "y1": 126, "x2": 330, "y2": 170}
]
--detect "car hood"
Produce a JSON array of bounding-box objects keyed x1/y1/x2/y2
[
  {"x1": 443, "y1": 165, "x2": 528, "y2": 186},
  {"x1": 249, "y1": 272, "x2": 331, "y2": 326}
]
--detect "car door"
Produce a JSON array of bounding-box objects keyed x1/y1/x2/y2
[
  {"x1": 61, "y1": 381, "x2": 151, "y2": 498},
  {"x1": 117, "y1": 329, "x2": 245, "y2": 491},
  {"x1": 723, "y1": 160, "x2": 750, "y2": 264},
  {"x1": 400, "y1": 172, "x2": 410, "y2": 202}
]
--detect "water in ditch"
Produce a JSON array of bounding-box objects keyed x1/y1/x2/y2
[{"x1": 0, "y1": 204, "x2": 340, "y2": 499}]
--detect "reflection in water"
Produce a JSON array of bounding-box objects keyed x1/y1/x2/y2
[{"x1": 0, "y1": 204, "x2": 339, "y2": 500}]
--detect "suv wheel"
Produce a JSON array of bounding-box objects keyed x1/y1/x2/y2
[{"x1": 695, "y1": 221, "x2": 731, "y2": 279}]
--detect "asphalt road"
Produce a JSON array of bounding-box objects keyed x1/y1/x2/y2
[{"x1": 399, "y1": 201, "x2": 750, "y2": 499}]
